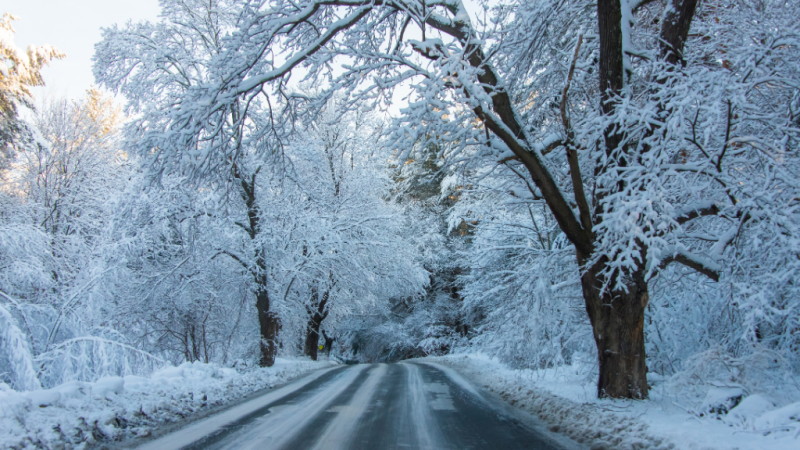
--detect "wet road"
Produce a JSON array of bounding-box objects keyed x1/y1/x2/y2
[{"x1": 136, "y1": 362, "x2": 578, "y2": 450}]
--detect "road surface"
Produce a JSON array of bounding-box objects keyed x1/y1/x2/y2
[{"x1": 136, "y1": 362, "x2": 580, "y2": 450}]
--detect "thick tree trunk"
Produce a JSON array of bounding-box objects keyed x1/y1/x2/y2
[
  {"x1": 256, "y1": 288, "x2": 280, "y2": 367},
  {"x1": 582, "y1": 0, "x2": 649, "y2": 399},
  {"x1": 659, "y1": 0, "x2": 699, "y2": 67},
  {"x1": 580, "y1": 259, "x2": 649, "y2": 398}
]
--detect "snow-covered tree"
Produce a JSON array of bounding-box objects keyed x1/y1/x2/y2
[
  {"x1": 0, "y1": 12, "x2": 63, "y2": 170},
  {"x1": 0, "y1": 89, "x2": 168, "y2": 388},
  {"x1": 107, "y1": 175, "x2": 262, "y2": 366},
  {"x1": 280, "y1": 102, "x2": 428, "y2": 360},
  {"x1": 93, "y1": 0, "x2": 431, "y2": 366},
  {"x1": 93, "y1": 0, "x2": 800, "y2": 398},
  {"x1": 445, "y1": 0, "x2": 800, "y2": 395}
]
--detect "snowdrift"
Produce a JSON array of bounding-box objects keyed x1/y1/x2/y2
[{"x1": 0, "y1": 358, "x2": 335, "y2": 449}]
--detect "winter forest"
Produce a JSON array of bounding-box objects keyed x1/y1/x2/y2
[{"x1": 2, "y1": 0, "x2": 800, "y2": 447}]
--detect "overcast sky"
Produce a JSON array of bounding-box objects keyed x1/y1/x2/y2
[{"x1": 2, "y1": 0, "x2": 161, "y2": 100}]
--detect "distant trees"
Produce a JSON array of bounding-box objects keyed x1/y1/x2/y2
[
  {"x1": 24, "y1": 89, "x2": 123, "y2": 242},
  {"x1": 93, "y1": 0, "x2": 426, "y2": 366},
  {"x1": 283, "y1": 103, "x2": 428, "y2": 360},
  {"x1": 108, "y1": 175, "x2": 256, "y2": 366}
]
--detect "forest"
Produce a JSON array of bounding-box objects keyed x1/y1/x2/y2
[{"x1": 1, "y1": 0, "x2": 799, "y2": 415}]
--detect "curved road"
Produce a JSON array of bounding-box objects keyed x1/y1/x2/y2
[{"x1": 136, "y1": 362, "x2": 579, "y2": 450}]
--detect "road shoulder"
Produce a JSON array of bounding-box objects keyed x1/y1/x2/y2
[
  {"x1": 420, "y1": 354, "x2": 800, "y2": 450},
  {"x1": 409, "y1": 361, "x2": 587, "y2": 450},
  {"x1": 106, "y1": 360, "x2": 340, "y2": 449},
  {"x1": 416, "y1": 355, "x2": 672, "y2": 450}
]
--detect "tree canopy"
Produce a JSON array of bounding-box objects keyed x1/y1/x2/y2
[{"x1": 0, "y1": 0, "x2": 798, "y2": 405}]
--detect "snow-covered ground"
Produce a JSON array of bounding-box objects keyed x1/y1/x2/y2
[
  {"x1": 421, "y1": 354, "x2": 800, "y2": 450},
  {"x1": 0, "y1": 358, "x2": 336, "y2": 449}
]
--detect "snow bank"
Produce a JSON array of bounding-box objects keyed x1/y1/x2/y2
[
  {"x1": 421, "y1": 354, "x2": 800, "y2": 450},
  {"x1": 0, "y1": 358, "x2": 336, "y2": 449}
]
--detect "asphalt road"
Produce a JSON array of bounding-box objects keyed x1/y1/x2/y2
[{"x1": 135, "y1": 362, "x2": 579, "y2": 450}]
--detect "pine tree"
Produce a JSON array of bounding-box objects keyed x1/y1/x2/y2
[{"x1": 0, "y1": 13, "x2": 63, "y2": 169}]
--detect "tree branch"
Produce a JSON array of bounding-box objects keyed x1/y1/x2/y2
[
  {"x1": 236, "y1": 5, "x2": 373, "y2": 93},
  {"x1": 675, "y1": 203, "x2": 720, "y2": 225},
  {"x1": 212, "y1": 250, "x2": 251, "y2": 273},
  {"x1": 658, "y1": 252, "x2": 720, "y2": 282},
  {"x1": 561, "y1": 34, "x2": 592, "y2": 234},
  {"x1": 497, "y1": 139, "x2": 562, "y2": 163}
]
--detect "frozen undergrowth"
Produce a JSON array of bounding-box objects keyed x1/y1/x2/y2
[
  {"x1": 0, "y1": 358, "x2": 336, "y2": 450},
  {"x1": 423, "y1": 354, "x2": 800, "y2": 450}
]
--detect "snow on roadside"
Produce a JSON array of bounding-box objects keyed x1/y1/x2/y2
[
  {"x1": 0, "y1": 358, "x2": 336, "y2": 450},
  {"x1": 421, "y1": 354, "x2": 800, "y2": 450}
]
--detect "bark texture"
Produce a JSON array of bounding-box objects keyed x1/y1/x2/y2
[
  {"x1": 659, "y1": 0, "x2": 699, "y2": 67},
  {"x1": 581, "y1": 260, "x2": 649, "y2": 398},
  {"x1": 257, "y1": 289, "x2": 280, "y2": 367},
  {"x1": 597, "y1": 0, "x2": 626, "y2": 155}
]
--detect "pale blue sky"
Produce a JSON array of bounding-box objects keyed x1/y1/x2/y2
[{"x1": 1, "y1": 0, "x2": 161, "y2": 100}]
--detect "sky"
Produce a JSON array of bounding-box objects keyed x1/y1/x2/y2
[
  {"x1": 3, "y1": 0, "x2": 486, "y2": 107},
  {"x1": 1, "y1": 0, "x2": 161, "y2": 101}
]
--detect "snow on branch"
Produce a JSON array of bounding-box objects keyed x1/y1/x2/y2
[
  {"x1": 0, "y1": 303, "x2": 41, "y2": 391},
  {"x1": 656, "y1": 250, "x2": 721, "y2": 282}
]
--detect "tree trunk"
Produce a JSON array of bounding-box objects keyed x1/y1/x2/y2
[
  {"x1": 256, "y1": 288, "x2": 280, "y2": 367},
  {"x1": 597, "y1": 0, "x2": 626, "y2": 159},
  {"x1": 428, "y1": 0, "x2": 667, "y2": 399},
  {"x1": 581, "y1": 0, "x2": 648, "y2": 399},
  {"x1": 659, "y1": 0, "x2": 699, "y2": 67},
  {"x1": 303, "y1": 289, "x2": 329, "y2": 361},
  {"x1": 580, "y1": 258, "x2": 649, "y2": 398},
  {"x1": 231, "y1": 163, "x2": 281, "y2": 367},
  {"x1": 304, "y1": 317, "x2": 322, "y2": 361},
  {"x1": 323, "y1": 330, "x2": 334, "y2": 356}
]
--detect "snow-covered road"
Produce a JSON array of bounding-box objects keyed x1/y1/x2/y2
[{"x1": 134, "y1": 362, "x2": 577, "y2": 450}]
